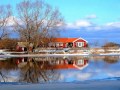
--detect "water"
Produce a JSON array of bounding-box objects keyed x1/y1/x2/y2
[{"x1": 0, "y1": 55, "x2": 120, "y2": 83}]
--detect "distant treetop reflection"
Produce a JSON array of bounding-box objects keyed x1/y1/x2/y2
[{"x1": 103, "y1": 56, "x2": 119, "y2": 64}]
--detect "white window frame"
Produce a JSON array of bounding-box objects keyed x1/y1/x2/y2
[
  {"x1": 56, "y1": 43, "x2": 59, "y2": 47},
  {"x1": 77, "y1": 60, "x2": 84, "y2": 65},
  {"x1": 65, "y1": 43, "x2": 68, "y2": 47},
  {"x1": 76, "y1": 42, "x2": 84, "y2": 47}
]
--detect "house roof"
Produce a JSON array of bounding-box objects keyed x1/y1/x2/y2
[
  {"x1": 17, "y1": 42, "x2": 28, "y2": 47},
  {"x1": 52, "y1": 64, "x2": 76, "y2": 69},
  {"x1": 52, "y1": 38, "x2": 88, "y2": 43},
  {"x1": 53, "y1": 38, "x2": 78, "y2": 43},
  {"x1": 51, "y1": 64, "x2": 88, "y2": 70}
]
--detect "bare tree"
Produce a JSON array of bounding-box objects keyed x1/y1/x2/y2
[
  {"x1": 14, "y1": 0, "x2": 64, "y2": 53},
  {"x1": 0, "y1": 71, "x2": 7, "y2": 82},
  {"x1": 19, "y1": 57, "x2": 60, "y2": 83},
  {"x1": 0, "y1": 38, "x2": 18, "y2": 50},
  {"x1": 0, "y1": 5, "x2": 11, "y2": 40}
]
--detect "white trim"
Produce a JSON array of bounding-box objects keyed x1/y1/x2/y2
[
  {"x1": 65, "y1": 43, "x2": 68, "y2": 47},
  {"x1": 73, "y1": 63, "x2": 88, "y2": 70},
  {"x1": 73, "y1": 37, "x2": 88, "y2": 43}
]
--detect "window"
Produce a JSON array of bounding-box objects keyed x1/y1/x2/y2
[
  {"x1": 56, "y1": 43, "x2": 59, "y2": 47},
  {"x1": 77, "y1": 60, "x2": 84, "y2": 65},
  {"x1": 59, "y1": 43, "x2": 63, "y2": 46},
  {"x1": 49, "y1": 42, "x2": 55, "y2": 47},
  {"x1": 67, "y1": 42, "x2": 73, "y2": 47},
  {"x1": 76, "y1": 42, "x2": 84, "y2": 47}
]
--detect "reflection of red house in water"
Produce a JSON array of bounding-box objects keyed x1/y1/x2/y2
[
  {"x1": 50, "y1": 59, "x2": 89, "y2": 70},
  {"x1": 16, "y1": 42, "x2": 28, "y2": 52},
  {"x1": 49, "y1": 38, "x2": 88, "y2": 48},
  {"x1": 16, "y1": 58, "x2": 89, "y2": 70}
]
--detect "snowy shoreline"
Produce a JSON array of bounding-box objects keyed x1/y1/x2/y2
[{"x1": 0, "y1": 53, "x2": 120, "y2": 58}]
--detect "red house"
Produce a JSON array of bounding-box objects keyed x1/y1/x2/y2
[
  {"x1": 50, "y1": 59, "x2": 89, "y2": 70},
  {"x1": 16, "y1": 57, "x2": 89, "y2": 70},
  {"x1": 16, "y1": 42, "x2": 28, "y2": 52},
  {"x1": 49, "y1": 37, "x2": 88, "y2": 48}
]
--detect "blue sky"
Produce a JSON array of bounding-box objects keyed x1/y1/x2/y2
[
  {"x1": 1, "y1": 0, "x2": 120, "y2": 45},
  {"x1": 47, "y1": 0, "x2": 120, "y2": 24},
  {"x1": 1, "y1": 0, "x2": 120, "y2": 24}
]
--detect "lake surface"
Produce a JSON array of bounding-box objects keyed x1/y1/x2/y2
[{"x1": 0, "y1": 55, "x2": 120, "y2": 83}]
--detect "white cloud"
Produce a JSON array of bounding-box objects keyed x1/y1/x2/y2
[
  {"x1": 59, "y1": 71, "x2": 92, "y2": 81},
  {"x1": 65, "y1": 19, "x2": 120, "y2": 31},
  {"x1": 107, "y1": 71, "x2": 120, "y2": 77},
  {"x1": 64, "y1": 14, "x2": 120, "y2": 31},
  {"x1": 6, "y1": 16, "x2": 16, "y2": 26},
  {"x1": 66, "y1": 23, "x2": 76, "y2": 28},
  {"x1": 66, "y1": 20, "x2": 93, "y2": 29},
  {"x1": 1, "y1": 76, "x2": 18, "y2": 82},
  {"x1": 5, "y1": 16, "x2": 23, "y2": 26},
  {"x1": 106, "y1": 22, "x2": 120, "y2": 28},
  {"x1": 76, "y1": 73, "x2": 91, "y2": 81},
  {"x1": 75, "y1": 20, "x2": 92, "y2": 27},
  {"x1": 86, "y1": 14, "x2": 97, "y2": 19}
]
